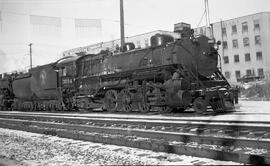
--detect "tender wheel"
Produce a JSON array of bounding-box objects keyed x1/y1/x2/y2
[
  {"x1": 29, "y1": 103, "x2": 34, "y2": 111},
  {"x1": 193, "y1": 97, "x2": 207, "y2": 113},
  {"x1": 119, "y1": 89, "x2": 133, "y2": 112},
  {"x1": 22, "y1": 103, "x2": 27, "y2": 111},
  {"x1": 138, "y1": 102, "x2": 150, "y2": 113},
  {"x1": 104, "y1": 90, "x2": 118, "y2": 112},
  {"x1": 158, "y1": 106, "x2": 172, "y2": 114},
  {"x1": 47, "y1": 103, "x2": 52, "y2": 111}
]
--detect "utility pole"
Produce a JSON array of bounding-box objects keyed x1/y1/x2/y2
[
  {"x1": 29, "y1": 43, "x2": 33, "y2": 69},
  {"x1": 204, "y1": 0, "x2": 210, "y2": 27},
  {"x1": 120, "y1": 0, "x2": 125, "y2": 50}
]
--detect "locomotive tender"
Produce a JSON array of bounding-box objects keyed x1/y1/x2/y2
[{"x1": 0, "y1": 26, "x2": 237, "y2": 113}]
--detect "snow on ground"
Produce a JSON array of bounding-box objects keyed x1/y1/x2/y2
[{"x1": 0, "y1": 128, "x2": 242, "y2": 166}]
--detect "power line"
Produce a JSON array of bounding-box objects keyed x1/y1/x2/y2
[
  {"x1": 197, "y1": 9, "x2": 206, "y2": 28},
  {"x1": 0, "y1": 0, "x2": 84, "y2": 4},
  {"x1": 0, "y1": 10, "x2": 97, "y2": 20},
  {"x1": 0, "y1": 42, "x2": 29, "y2": 45}
]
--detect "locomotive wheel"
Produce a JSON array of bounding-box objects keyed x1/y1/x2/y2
[
  {"x1": 138, "y1": 102, "x2": 150, "y2": 113},
  {"x1": 158, "y1": 106, "x2": 172, "y2": 114},
  {"x1": 193, "y1": 97, "x2": 207, "y2": 113},
  {"x1": 212, "y1": 100, "x2": 234, "y2": 113},
  {"x1": 49, "y1": 103, "x2": 55, "y2": 111},
  {"x1": 45, "y1": 103, "x2": 50, "y2": 111},
  {"x1": 29, "y1": 103, "x2": 34, "y2": 111},
  {"x1": 104, "y1": 90, "x2": 118, "y2": 112},
  {"x1": 137, "y1": 87, "x2": 150, "y2": 113},
  {"x1": 223, "y1": 100, "x2": 234, "y2": 110},
  {"x1": 138, "y1": 100, "x2": 150, "y2": 113},
  {"x1": 119, "y1": 89, "x2": 133, "y2": 112},
  {"x1": 22, "y1": 103, "x2": 27, "y2": 111}
]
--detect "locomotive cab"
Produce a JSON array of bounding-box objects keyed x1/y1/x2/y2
[{"x1": 54, "y1": 56, "x2": 79, "y2": 110}]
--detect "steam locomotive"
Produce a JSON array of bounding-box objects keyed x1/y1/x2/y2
[{"x1": 0, "y1": 27, "x2": 237, "y2": 113}]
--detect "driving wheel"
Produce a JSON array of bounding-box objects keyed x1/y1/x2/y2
[
  {"x1": 104, "y1": 90, "x2": 118, "y2": 112},
  {"x1": 119, "y1": 89, "x2": 133, "y2": 112}
]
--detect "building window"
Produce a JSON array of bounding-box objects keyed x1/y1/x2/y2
[
  {"x1": 232, "y1": 25, "x2": 237, "y2": 34},
  {"x1": 257, "y1": 68, "x2": 264, "y2": 76},
  {"x1": 243, "y1": 37, "x2": 249, "y2": 47},
  {"x1": 235, "y1": 70, "x2": 241, "y2": 79},
  {"x1": 145, "y1": 39, "x2": 149, "y2": 47},
  {"x1": 256, "y1": 52, "x2": 263, "y2": 60},
  {"x1": 222, "y1": 41, "x2": 228, "y2": 49},
  {"x1": 30, "y1": 15, "x2": 62, "y2": 36},
  {"x1": 225, "y1": 71, "x2": 230, "y2": 79},
  {"x1": 222, "y1": 27, "x2": 227, "y2": 36},
  {"x1": 200, "y1": 27, "x2": 204, "y2": 34},
  {"x1": 223, "y1": 56, "x2": 229, "y2": 64},
  {"x1": 194, "y1": 28, "x2": 198, "y2": 34},
  {"x1": 232, "y1": 39, "x2": 238, "y2": 48},
  {"x1": 246, "y1": 69, "x2": 252, "y2": 76},
  {"x1": 136, "y1": 41, "x2": 141, "y2": 48},
  {"x1": 255, "y1": 35, "x2": 261, "y2": 45},
  {"x1": 242, "y1": 22, "x2": 248, "y2": 33},
  {"x1": 254, "y1": 19, "x2": 260, "y2": 31},
  {"x1": 74, "y1": 18, "x2": 102, "y2": 38},
  {"x1": 234, "y1": 54, "x2": 239, "y2": 63},
  {"x1": 0, "y1": 11, "x2": 2, "y2": 32},
  {"x1": 245, "y1": 53, "x2": 251, "y2": 62}
]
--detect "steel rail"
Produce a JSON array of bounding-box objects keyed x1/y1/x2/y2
[{"x1": 0, "y1": 111, "x2": 270, "y2": 124}]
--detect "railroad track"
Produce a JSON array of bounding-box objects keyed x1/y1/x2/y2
[{"x1": 0, "y1": 111, "x2": 269, "y2": 165}]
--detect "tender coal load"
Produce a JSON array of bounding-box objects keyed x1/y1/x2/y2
[{"x1": 150, "y1": 34, "x2": 174, "y2": 47}]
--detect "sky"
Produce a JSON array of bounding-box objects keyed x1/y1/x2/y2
[{"x1": 0, "y1": 0, "x2": 269, "y2": 73}]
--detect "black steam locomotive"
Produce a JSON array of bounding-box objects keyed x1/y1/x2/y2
[{"x1": 0, "y1": 27, "x2": 237, "y2": 113}]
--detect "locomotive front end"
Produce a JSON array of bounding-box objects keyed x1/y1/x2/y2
[
  {"x1": 192, "y1": 35, "x2": 237, "y2": 113},
  {"x1": 165, "y1": 25, "x2": 237, "y2": 113}
]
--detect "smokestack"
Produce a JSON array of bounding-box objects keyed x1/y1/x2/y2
[{"x1": 29, "y1": 43, "x2": 33, "y2": 69}]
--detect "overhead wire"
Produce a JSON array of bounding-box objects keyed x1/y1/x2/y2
[
  {"x1": 0, "y1": 0, "x2": 84, "y2": 4},
  {"x1": 197, "y1": 9, "x2": 206, "y2": 28},
  {"x1": 0, "y1": 9, "x2": 151, "y2": 29}
]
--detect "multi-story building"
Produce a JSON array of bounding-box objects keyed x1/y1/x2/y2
[
  {"x1": 63, "y1": 30, "x2": 180, "y2": 56},
  {"x1": 194, "y1": 12, "x2": 270, "y2": 84}
]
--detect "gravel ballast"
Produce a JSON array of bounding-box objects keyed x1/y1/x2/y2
[{"x1": 0, "y1": 128, "x2": 243, "y2": 165}]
